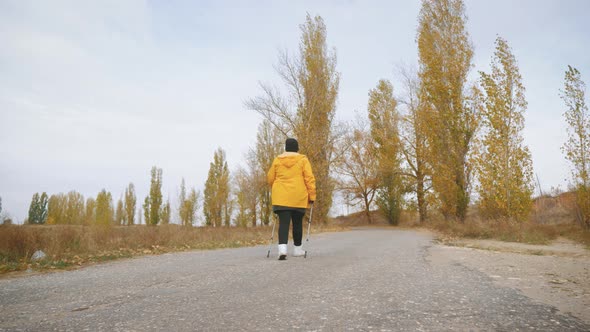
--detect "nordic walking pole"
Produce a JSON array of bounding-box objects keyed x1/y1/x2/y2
[
  {"x1": 304, "y1": 203, "x2": 314, "y2": 258},
  {"x1": 266, "y1": 217, "x2": 276, "y2": 258}
]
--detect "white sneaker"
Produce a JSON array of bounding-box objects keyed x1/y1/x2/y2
[
  {"x1": 293, "y1": 245, "x2": 305, "y2": 257},
  {"x1": 278, "y1": 244, "x2": 287, "y2": 260}
]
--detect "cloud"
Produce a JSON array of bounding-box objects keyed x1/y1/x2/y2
[{"x1": 1, "y1": 0, "x2": 589, "y2": 221}]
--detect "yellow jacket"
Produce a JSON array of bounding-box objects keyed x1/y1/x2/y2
[{"x1": 267, "y1": 152, "x2": 316, "y2": 208}]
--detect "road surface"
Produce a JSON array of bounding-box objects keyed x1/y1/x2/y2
[{"x1": 1, "y1": 228, "x2": 588, "y2": 331}]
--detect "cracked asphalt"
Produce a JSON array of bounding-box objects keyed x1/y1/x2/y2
[{"x1": 1, "y1": 228, "x2": 588, "y2": 331}]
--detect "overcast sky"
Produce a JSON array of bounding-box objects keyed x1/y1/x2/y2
[{"x1": 1, "y1": 0, "x2": 589, "y2": 222}]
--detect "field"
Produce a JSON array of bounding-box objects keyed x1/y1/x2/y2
[{"x1": 0, "y1": 223, "x2": 346, "y2": 274}]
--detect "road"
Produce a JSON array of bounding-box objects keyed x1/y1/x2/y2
[{"x1": 1, "y1": 228, "x2": 588, "y2": 331}]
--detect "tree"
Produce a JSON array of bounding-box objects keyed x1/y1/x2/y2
[
  {"x1": 178, "y1": 178, "x2": 201, "y2": 226},
  {"x1": 115, "y1": 197, "x2": 125, "y2": 225},
  {"x1": 95, "y1": 189, "x2": 114, "y2": 226},
  {"x1": 44, "y1": 191, "x2": 85, "y2": 224},
  {"x1": 476, "y1": 36, "x2": 533, "y2": 221},
  {"x1": 0, "y1": 197, "x2": 9, "y2": 225},
  {"x1": 246, "y1": 14, "x2": 340, "y2": 224},
  {"x1": 367, "y1": 79, "x2": 405, "y2": 225},
  {"x1": 47, "y1": 193, "x2": 67, "y2": 224},
  {"x1": 234, "y1": 166, "x2": 257, "y2": 227},
  {"x1": 160, "y1": 199, "x2": 171, "y2": 225},
  {"x1": 65, "y1": 191, "x2": 85, "y2": 224},
  {"x1": 561, "y1": 65, "x2": 590, "y2": 228},
  {"x1": 398, "y1": 67, "x2": 431, "y2": 222},
  {"x1": 178, "y1": 178, "x2": 188, "y2": 225},
  {"x1": 85, "y1": 197, "x2": 96, "y2": 224},
  {"x1": 146, "y1": 166, "x2": 163, "y2": 225},
  {"x1": 224, "y1": 194, "x2": 234, "y2": 227},
  {"x1": 0, "y1": 196, "x2": 10, "y2": 225},
  {"x1": 143, "y1": 196, "x2": 150, "y2": 225},
  {"x1": 187, "y1": 189, "x2": 201, "y2": 226},
  {"x1": 27, "y1": 192, "x2": 48, "y2": 224},
  {"x1": 251, "y1": 120, "x2": 283, "y2": 226},
  {"x1": 245, "y1": 153, "x2": 261, "y2": 227},
  {"x1": 417, "y1": 0, "x2": 479, "y2": 222},
  {"x1": 334, "y1": 121, "x2": 380, "y2": 224},
  {"x1": 124, "y1": 183, "x2": 136, "y2": 225},
  {"x1": 203, "y1": 148, "x2": 231, "y2": 227}
]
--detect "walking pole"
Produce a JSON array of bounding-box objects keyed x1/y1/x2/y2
[
  {"x1": 304, "y1": 203, "x2": 314, "y2": 258},
  {"x1": 266, "y1": 217, "x2": 276, "y2": 258}
]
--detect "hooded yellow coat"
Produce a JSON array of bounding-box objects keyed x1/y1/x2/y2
[{"x1": 267, "y1": 152, "x2": 316, "y2": 209}]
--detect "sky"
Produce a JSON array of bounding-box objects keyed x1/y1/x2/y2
[{"x1": 1, "y1": 0, "x2": 589, "y2": 223}]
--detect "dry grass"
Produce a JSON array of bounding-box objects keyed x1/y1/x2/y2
[
  {"x1": 332, "y1": 210, "x2": 414, "y2": 226},
  {"x1": 530, "y1": 192, "x2": 578, "y2": 225},
  {"x1": 4, "y1": 194, "x2": 588, "y2": 275},
  {"x1": 419, "y1": 195, "x2": 590, "y2": 248},
  {"x1": 0, "y1": 223, "x2": 346, "y2": 274},
  {"x1": 331, "y1": 199, "x2": 590, "y2": 248},
  {"x1": 425, "y1": 218, "x2": 589, "y2": 246}
]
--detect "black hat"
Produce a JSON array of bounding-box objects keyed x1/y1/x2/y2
[{"x1": 285, "y1": 138, "x2": 299, "y2": 152}]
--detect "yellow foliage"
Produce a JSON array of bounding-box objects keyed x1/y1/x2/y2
[
  {"x1": 203, "y1": 148, "x2": 231, "y2": 227},
  {"x1": 367, "y1": 79, "x2": 405, "y2": 224},
  {"x1": 246, "y1": 14, "x2": 339, "y2": 224},
  {"x1": 561, "y1": 65, "x2": 590, "y2": 228},
  {"x1": 476, "y1": 36, "x2": 533, "y2": 221},
  {"x1": 417, "y1": 0, "x2": 478, "y2": 221}
]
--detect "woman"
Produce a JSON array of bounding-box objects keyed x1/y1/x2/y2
[{"x1": 267, "y1": 138, "x2": 316, "y2": 260}]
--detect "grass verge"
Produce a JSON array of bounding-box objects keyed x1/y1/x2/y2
[
  {"x1": 0, "y1": 223, "x2": 347, "y2": 275},
  {"x1": 425, "y1": 218, "x2": 590, "y2": 248}
]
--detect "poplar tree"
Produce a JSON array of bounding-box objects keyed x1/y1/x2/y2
[
  {"x1": 178, "y1": 178, "x2": 200, "y2": 226},
  {"x1": 234, "y1": 166, "x2": 256, "y2": 227},
  {"x1": 124, "y1": 183, "x2": 136, "y2": 225},
  {"x1": 367, "y1": 79, "x2": 405, "y2": 225},
  {"x1": 246, "y1": 153, "x2": 261, "y2": 227},
  {"x1": 253, "y1": 120, "x2": 283, "y2": 225},
  {"x1": 203, "y1": 148, "x2": 231, "y2": 227},
  {"x1": 561, "y1": 65, "x2": 590, "y2": 228},
  {"x1": 247, "y1": 14, "x2": 340, "y2": 223},
  {"x1": 95, "y1": 189, "x2": 114, "y2": 226},
  {"x1": 477, "y1": 36, "x2": 533, "y2": 221},
  {"x1": 417, "y1": 0, "x2": 479, "y2": 221},
  {"x1": 160, "y1": 199, "x2": 171, "y2": 225},
  {"x1": 143, "y1": 196, "x2": 150, "y2": 225},
  {"x1": 44, "y1": 191, "x2": 85, "y2": 224},
  {"x1": 27, "y1": 192, "x2": 48, "y2": 224},
  {"x1": 115, "y1": 198, "x2": 124, "y2": 225},
  {"x1": 64, "y1": 191, "x2": 85, "y2": 224},
  {"x1": 296, "y1": 14, "x2": 340, "y2": 223},
  {"x1": 146, "y1": 166, "x2": 163, "y2": 225},
  {"x1": 187, "y1": 189, "x2": 200, "y2": 226},
  {"x1": 399, "y1": 68, "x2": 431, "y2": 222},
  {"x1": 85, "y1": 197, "x2": 95, "y2": 224},
  {"x1": 178, "y1": 178, "x2": 188, "y2": 225},
  {"x1": 47, "y1": 193, "x2": 67, "y2": 224}
]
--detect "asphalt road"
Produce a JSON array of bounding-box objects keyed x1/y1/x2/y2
[{"x1": 1, "y1": 229, "x2": 588, "y2": 331}]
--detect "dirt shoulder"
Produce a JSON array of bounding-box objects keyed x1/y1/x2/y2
[{"x1": 428, "y1": 237, "x2": 590, "y2": 324}]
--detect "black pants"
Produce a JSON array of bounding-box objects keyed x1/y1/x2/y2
[{"x1": 276, "y1": 210, "x2": 304, "y2": 246}]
